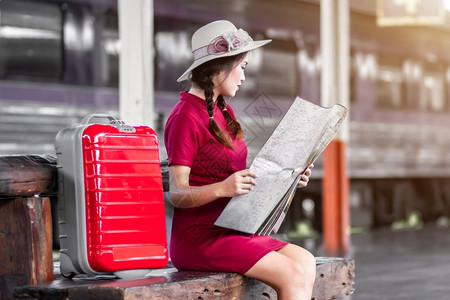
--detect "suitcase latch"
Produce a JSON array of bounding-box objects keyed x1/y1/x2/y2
[{"x1": 110, "y1": 120, "x2": 136, "y2": 133}]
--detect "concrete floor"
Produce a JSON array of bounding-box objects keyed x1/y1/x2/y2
[{"x1": 320, "y1": 223, "x2": 450, "y2": 300}]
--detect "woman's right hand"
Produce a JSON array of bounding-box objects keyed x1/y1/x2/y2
[
  {"x1": 220, "y1": 169, "x2": 258, "y2": 197},
  {"x1": 169, "y1": 165, "x2": 257, "y2": 208}
]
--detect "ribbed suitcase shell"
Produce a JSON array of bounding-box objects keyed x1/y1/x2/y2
[{"x1": 55, "y1": 115, "x2": 168, "y2": 277}]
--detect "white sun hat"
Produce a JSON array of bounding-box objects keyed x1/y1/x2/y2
[{"x1": 177, "y1": 20, "x2": 272, "y2": 82}]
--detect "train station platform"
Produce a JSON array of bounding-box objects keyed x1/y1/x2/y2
[{"x1": 298, "y1": 222, "x2": 450, "y2": 300}]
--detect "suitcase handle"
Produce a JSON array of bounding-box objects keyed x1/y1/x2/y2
[
  {"x1": 81, "y1": 114, "x2": 117, "y2": 125},
  {"x1": 80, "y1": 113, "x2": 136, "y2": 133}
]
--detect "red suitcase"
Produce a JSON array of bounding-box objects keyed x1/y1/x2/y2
[{"x1": 55, "y1": 114, "x2": 168, "y2": 278}]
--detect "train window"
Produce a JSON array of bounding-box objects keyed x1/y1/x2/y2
[
  {"x1": 350, "y1": 51, "x2": 356, "y2": 104},
  {"x1": 298, "y1": 41, "x2": 320, "y2": 103},
  {"x1": 402, "y1": 59, "x2": 422, "y2": 110},
  {"x1": 62, "y1": 3, "x2": 97, "y2": 85},
  {"x1": 257, "y1": 38, "x2": 299, "y2": 98},
  {"x1": 447, "y1": 67, "x2": 450, "y2": 113},
  {"x1": 351, "y1": 51, "x2": 377, "y2": 104},
  {"x1": 101, "y1": 9, "x2": 119, "y2": 87},
  {"x1": 154, "y1": 18, "x2": 198, "y2": 92},
  {"x1": 353, "y1": 51, "x2": 377, "y2": 80},
  {"x1": 376, "y1": 54, "x2": 403, "y2": 110},
  {"x1": 421, "y1": 63, "x2": 445, "y2": 113},
  {"x1": 0, "y1": 0, "x2": 62, "y2": 80}
]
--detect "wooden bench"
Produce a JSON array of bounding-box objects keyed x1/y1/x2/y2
[
  {"x1": 0, "y1": 155, "x2": 56, "y2": 300},
  {"x1": 0, "y1": 155, "x2": 355, "y2": 300},
  {"x1": 14, "y1": 257, "x2": 354, "y2": 300}
]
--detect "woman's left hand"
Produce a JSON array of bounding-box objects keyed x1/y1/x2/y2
[{"x1": 297, "y1": 164, "x2": 314, "y2": 189}]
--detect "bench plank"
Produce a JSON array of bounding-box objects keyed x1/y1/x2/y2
[
  {"x1": 13, "y1": 257, "x2": 354, "y2": 300},
  {"x1": 0, "y1": 155, "x2": 57, "y2": 198}
]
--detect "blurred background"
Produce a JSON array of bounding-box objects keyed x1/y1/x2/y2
[{"x1": 2, "y1": 0, "x2": 450, "y2": 236}]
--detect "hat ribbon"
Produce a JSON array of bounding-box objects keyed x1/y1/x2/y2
[{"x1": 192, "y1": 29, "x2": 253, "y2": 61}]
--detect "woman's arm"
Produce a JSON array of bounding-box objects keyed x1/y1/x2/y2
[{"x1": 169, "y1": 165, "x2": 258, "y2": 208}]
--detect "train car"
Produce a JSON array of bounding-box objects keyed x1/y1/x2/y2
[{"x1": 1, "y1": 0, "x2": 450, "y2": 233}]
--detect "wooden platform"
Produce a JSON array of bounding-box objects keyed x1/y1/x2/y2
[{"x1": 13, "y1": 257, "x2": 354, "y2": 300}]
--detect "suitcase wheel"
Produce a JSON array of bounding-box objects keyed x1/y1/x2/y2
[
  {"x1": 59, "y1": 253, "x2": 77, "y2": 279},
  {"x1": 61, "y1": 270, "x2": 76, "y2": 279}
]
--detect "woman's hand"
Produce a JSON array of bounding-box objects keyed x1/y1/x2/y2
[
  {"x1": 169, "y1": 165, "x2": 257, "y2": 208},
  {"x1": 220, "y1": 169, "x2": 258, "y2": 197},
  {"x1": 297, "y1": 164, "x2": 314, "y2": 189}
]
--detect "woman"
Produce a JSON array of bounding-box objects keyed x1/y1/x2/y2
[{"x1": 164, "y1": 20, "x2": 316, "y2": 300}]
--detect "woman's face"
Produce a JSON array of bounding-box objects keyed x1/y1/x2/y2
[{"x1": 214, "y1": 53, "x2": 249, "y2": 98}]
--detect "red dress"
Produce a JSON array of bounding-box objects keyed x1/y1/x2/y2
[{"x1": 164, "y1": 92, "x2": 288, "y2": 274}]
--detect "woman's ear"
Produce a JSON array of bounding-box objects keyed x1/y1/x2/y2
[
  {"x1": 215, "y1": 70, "x2": 225, "y2": 78},
  {"x1": 212, "y1": 71, "x2": 223, "y2": 86}
]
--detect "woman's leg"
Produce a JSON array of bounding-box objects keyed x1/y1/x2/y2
[{"x1": 244, "y1": 244, "x2": 316, "y2": 300}]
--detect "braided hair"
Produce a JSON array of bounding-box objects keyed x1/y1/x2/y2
[{"x1": 190, "y1": 53, "x2": 245, "y2": 148}]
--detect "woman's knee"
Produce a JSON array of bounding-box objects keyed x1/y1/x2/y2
[
  {"x1": 279, "y1": 244, "x2": 316, "y2": 279},
  {"x1": 303, "y1": 250, "x2": 317, "y2": 277},
  {"x1": 285, "y1": 261, "x2": 307, "y2": 286},
  {"x1": 275, "y1": 261, "x2": 308, "y2": 298}
]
